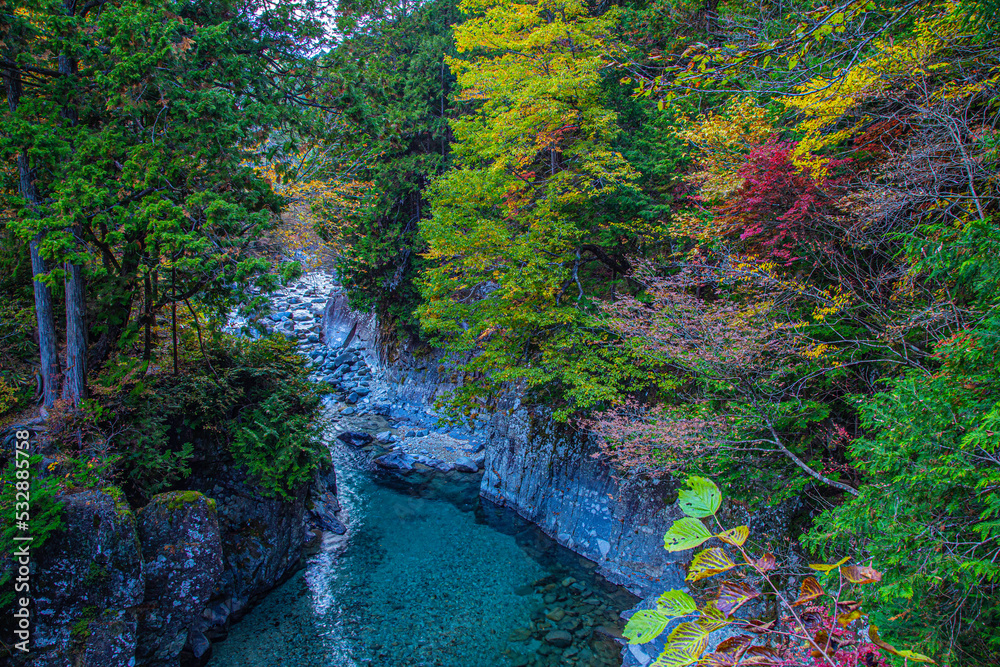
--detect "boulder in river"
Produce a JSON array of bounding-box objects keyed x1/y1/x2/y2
[
  {"x1": 309, "y1": 510, "x2": 347, "y2": 535},
  {"x1": 336, "y1": 431, "x2": 373, "y2": 447},
  {"x1": 453, "y1": 456, "x2": 480, "y2": 473}
]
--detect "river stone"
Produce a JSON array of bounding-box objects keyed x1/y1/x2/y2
[
  {"x1": 375, "y1": 431, "x2": 394, "y2": 443},
  {"x1": 136, "y1": 490, "x2": 224, "y2": 667},
  {"x1": 336, "y1": 431, "x2": 373, "y2": 447},
  {"x1": 292, "y1": 310, "x2": 312, "y2": 322},
  {"x1": 453, "y1": 456, "x2": 479, "y2": 473},
  {"x1": 188, "y1": 629, "x2": 212, "y2": 659},
  {"x1": 310, "y1": 510, "x2": 347, "y2": 535},
  {"x1": 544, "y1": 630, "x2": 573, "y2": 648},
  {"x1": 546, "y1": 608, "x2": 566, "y2": 622},
  {"x1": 332, "y1": 352, "x2": 354, "y2": 367},
  {"x1": 31, "y1": 490, "x2": 144, "y2": 667},
  {"x1": 345, "y1": 391, "x2": 359, "y2": 404},
  {"x1": 374, "y1": 452, "x2": 416, "y2": 471}
]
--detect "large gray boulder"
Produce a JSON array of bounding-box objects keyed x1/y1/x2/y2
[
  {"x1": 136, "y1": 491, "x2": 224, "y2": 666},
  {"x1": 30, "y1": 489, "x2": 144, "y2": 667}
]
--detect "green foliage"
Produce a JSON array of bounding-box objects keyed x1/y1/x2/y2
[
  {"x1": 109, "y1": 334, "x2": 327, "y2": 502},
  {"x1": 231, "y1": 390, "x2": 325, "y2": 499},
  {"x1": 416, "y1": 0, "x2": 684, "y2": 419},
  {"x1": 0, "y1": 456, "x2": 65, "y2": 608},
  {"x1": 626, "y1": 476, "x2": 922, "y2": 667},
  {"x1": 320, "y1": 0, "x2": 462, "y2": 332},
  {"x1": 0, "y1": 298, "x2": 37, "y2": 419},
  {"x1": 1, "y1": 0, "x2": 325, "y2": 370},
  {"x1": 807, "y1": 327, "x2": 1000, "y2": 662}
]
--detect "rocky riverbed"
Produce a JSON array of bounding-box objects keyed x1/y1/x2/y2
[
  {"x1": 257, "y1": 272, "x2": 490, "y2": 476},
  {"x1": 209, "y1": 270, "x2": 640, "y2": 667}
]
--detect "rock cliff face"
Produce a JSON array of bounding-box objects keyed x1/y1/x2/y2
[
  {"x1": 480, "y1": 399, "x2": 686, "y2": 596},
  {"x1": 322, "y1": 295, "x2": 688, "y2": 597},
  {"x1": 30, "y1": 490, "x2": 144, "y2": 667},
  {"x1": 14, "y1": 460, "x2": 336, "y2": 667}
]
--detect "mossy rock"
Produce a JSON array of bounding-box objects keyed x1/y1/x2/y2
[{"x1": 136, "y1": 489, "x2": 224, "y2": 665}]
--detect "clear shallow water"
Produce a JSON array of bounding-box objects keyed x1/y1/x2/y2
[{"x1": 208, "y1": 443, "x2": 637, "y2": 667}]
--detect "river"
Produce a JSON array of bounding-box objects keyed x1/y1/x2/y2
[{"x1": 207, "y1": 438, "x2": 637, "y2": 667}]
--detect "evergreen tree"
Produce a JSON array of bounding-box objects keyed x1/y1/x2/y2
[{"x1": 1, "y1": 0, "x2": 325, "y2": 403}]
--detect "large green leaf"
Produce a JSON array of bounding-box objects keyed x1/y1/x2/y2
[
  {"x1": 624, "y1": 609, "x2": 671, "y2": 644},
  {"x1": 687, "y1": 547, "x2": 736, "y2": 582},
  {"x1": 665, "y1": 621, "x2": 709, "y2": 660},
  {"x1": 656, "y1": 589, "x2": 698, "y2": 616},
  {"x1": 652, "y1": 648, "x2": 697, "y2": 667},
  {"x1": 663, "y1": 517, "x2": 713, "y2": 552},
  {"x1": 678, "y1": 476, "x2": 722, "y2": 518}
]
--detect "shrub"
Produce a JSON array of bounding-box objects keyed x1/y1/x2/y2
[{"x1": 625, "y1": 476, "x2": 933, "y2": 666}]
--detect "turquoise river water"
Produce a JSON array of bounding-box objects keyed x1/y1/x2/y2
[{"x1": 207, "y1": 442, "x2": 637, "y2": 667}]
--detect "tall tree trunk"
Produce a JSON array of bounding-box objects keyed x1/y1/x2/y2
[
  {"x1": 87, "y1": 245, "x2": 140, "y2": 371},
  {"x1": 63, "y1": 249, "x2": 87, "y2": 403},
  {"x1": 29, "y1": 232, "x2": 62, "y2": 408},
  {"x1": 171, "y1": 267, "x2": 178, "y2": 375},
  {"x1": 59, "y1": 19, "x2": 86, "y2": 406},
  {"x1": 143, "y1": 273, "x2": 153, "y2": 362},
  {"x1": 5, "y1": 64, "x2": 62, "y2": 407}
]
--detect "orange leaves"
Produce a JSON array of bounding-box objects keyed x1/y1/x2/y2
[
  {"x1": 792, "y1": 576, "x2": 824, "y2": 606},
  {"x1": 716, "y1": 581, "x2": 760, "y2": 617},
  {"x1": 750, "y1": 552, "x2": 776, "y2": 573},
  {"x1": 171, "y1": 36, "x2": 195, "y2": 55},
  {"x1": 841, "y1": 565, "x2": 881, "y2": 585}
]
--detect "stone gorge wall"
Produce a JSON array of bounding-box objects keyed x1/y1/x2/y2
[
  {"x1": 480, "y1": 399, "x2": 686, "y2": 597},
  {"x1": 15, "y1": 460, "x2": 336, "y2": 667},
  {"x1": 321, "y1": 293, "x2": 687, "y2": 598}
]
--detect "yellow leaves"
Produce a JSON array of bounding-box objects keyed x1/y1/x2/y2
[
  {"x1": 781, "y1": 2, "x2": 986, "y2": 178},
  {"x1": 809, "y1": 556, "x2": 851, "y2": 573},
  {"x1": 674, "y1": 97, "x2": 775, "y2": 206}
]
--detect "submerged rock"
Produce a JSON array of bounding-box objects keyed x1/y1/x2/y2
[
  {"x1": 374, "y1": 451, "x2": 417, "y2": 471},
  {"x1": 336, "y1": 431, "x2": 373, "y2": 447},
  {"x1": 544, "y1": 630, "x2": 573, "y2": 648}
]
